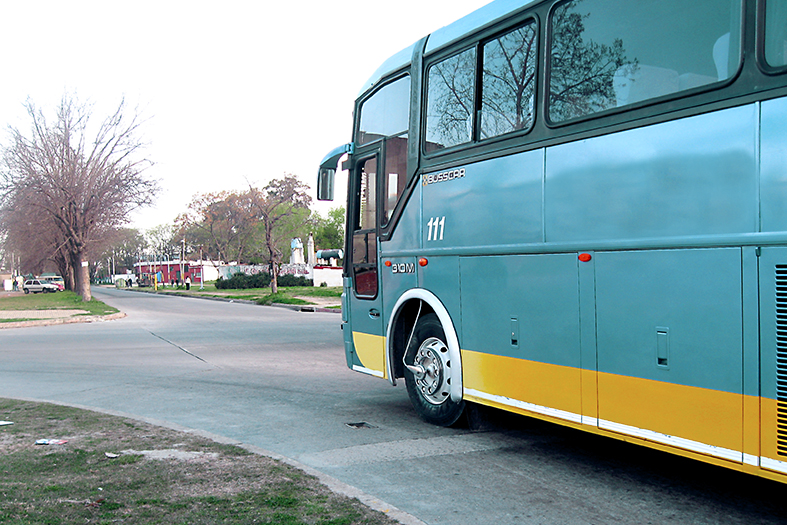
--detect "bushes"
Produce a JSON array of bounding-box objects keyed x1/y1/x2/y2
[
  {"x1": 215, "y1": 272, "x2": 313, "y2": 289},
  {"x1": 276, "y1": 274, "x2": 313, "y2": 287},
  {"x1": 215, "y1": 272, "x2": 271, "y2": 289}
]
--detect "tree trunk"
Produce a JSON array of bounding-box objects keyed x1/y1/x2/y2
[
  {"x1": 71, "y1": 250, "x2": 91, "y2": 301},
  {"x1": 270, "y1": 260, "x2": 279, "y2": 294},
  {"x1": 78, "y1": 259, "x2": 91, "y2": 301},
  {"x1": 65, "y1": 266, "x2": 75, "y2": 292}
]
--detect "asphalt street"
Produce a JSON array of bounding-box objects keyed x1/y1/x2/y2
[{"x1": 0, "y1": 287, "x2": 785, "y2": 524}]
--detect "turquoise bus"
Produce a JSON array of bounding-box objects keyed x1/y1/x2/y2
[{"x1": 318, "y1": 0, "x2": 787, "y2": 483}]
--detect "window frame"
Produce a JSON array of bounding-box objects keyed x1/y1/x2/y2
[
  {"x1": 421, "y1": 16, "x2": 540, "y2": 159},
  {"x1": 423, "y1": 44, "x2": 478, "y2": 154},
  {"x1": 757, "y1": 0, "x2": 787, "y2": 75},
  {"x1": 355, "y1": 74, "x2": 412, "y2": 147},
  {"x1": 349, "y1": 151, "x2": 381, "y2": 300},
  {"x1": 478, "y1": 18, "x2": 540, "y2": 142},
  {"x1": 380, "y1": 131, "x2": 410, "y2": 229}
]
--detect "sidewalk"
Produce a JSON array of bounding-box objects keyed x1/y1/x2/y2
[{"x1": 0, "y1": 309, "x2": 89, "y2": 319}]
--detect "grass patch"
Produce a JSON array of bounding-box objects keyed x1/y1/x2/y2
[
  {"x1": 256, "y1": 293, "x2": 312, "y2": 306},
  {"x1": 0, "y1": 291, "x2": 118, "y2": 316},
  {"x1": 285, "y1": 286, "x2": 342, "y2": 298},
  {"x1": 0, "y1": 398, "x2": 397, "y2": 525}
]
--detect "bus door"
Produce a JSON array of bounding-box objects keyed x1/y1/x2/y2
[{"x1": 347, "y1": 152, "x2": 387, "y2": 378}]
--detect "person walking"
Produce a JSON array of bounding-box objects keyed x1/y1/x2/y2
[{"x1": 185, "y1": 275, "x2": 191, "y2": 290}]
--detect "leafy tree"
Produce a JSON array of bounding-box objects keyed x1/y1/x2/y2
[
  {"x1": 253, "y1": 203, "x2": 311, "y2": 265},
  {"x1": 176, "y1": 191, "x2": 259, "y2": 264},
  {"x1": 312, "y1": 206, "x2": 345, "y2": 251},
  {"x1": 92, "y1": 228, "x2": 146, "y2": 280},
  {"x1": 0, "y1": 95, "x2": 156, "y2": 300},
  {"x1": 174, "y1": 175, "x2": 311, "y2": 292},
  {"x1": 144, "y1": 224, "x2": 180, "y2": 261},
  {"x1": 249, "y1": 175, "x2": 311, "y2": 293}
]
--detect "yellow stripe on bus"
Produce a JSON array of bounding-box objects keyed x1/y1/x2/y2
[
  {"x1": 352, "y1": 332, "x2": 387, "y2": 379},
  {"x1": 461, "y1": 349, "x2": 753, "y2": 462},
  {"x1": 596, "y1": 371, "x2": 743, "y2": 455},
  {"x1": 461, "y1": 349, "x2": 582, "y2": 417}
]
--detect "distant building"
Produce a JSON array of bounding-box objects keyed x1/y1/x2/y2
[{"x1": 133, "y1": 260, "x2": 222, "y2": 285}]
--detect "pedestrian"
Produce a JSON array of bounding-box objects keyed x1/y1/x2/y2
[{"x1": 185, "y1": 275, "x2": 191, "y2": 290}]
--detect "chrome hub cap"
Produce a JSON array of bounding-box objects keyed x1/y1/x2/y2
[{"x1": 412, "y1": 337, "x2": 450, "y2": 405}]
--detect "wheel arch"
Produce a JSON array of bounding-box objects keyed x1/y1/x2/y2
[{"x1": 385, "y1": 288, "x2": 463, "y2": 403}]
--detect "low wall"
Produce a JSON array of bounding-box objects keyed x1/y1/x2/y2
[{"x1": 313, "y1": 267, "x2": 343, "y2": 287}]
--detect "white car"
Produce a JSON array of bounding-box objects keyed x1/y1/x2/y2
[{"x1": 23, "y1": 279, "x2": 60, "y2": 294}]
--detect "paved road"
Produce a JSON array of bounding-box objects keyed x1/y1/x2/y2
[{"x1": 0, "y1": 287, "x2": 785, "y2": 524}]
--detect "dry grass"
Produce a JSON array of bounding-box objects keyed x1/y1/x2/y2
[{"x1": 0, "y1": 399, "x2": 398, "y2": 525}]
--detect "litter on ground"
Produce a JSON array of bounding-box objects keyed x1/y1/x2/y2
[{"x1": 35, "y1": 439, "x2": 68, "y2": 445}]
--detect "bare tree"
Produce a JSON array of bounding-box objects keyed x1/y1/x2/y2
[
  {"x1": 0, "y1": 95, "x2": 156, "y2": 300},
  {"x1": 250, "y1": 175, "x2": 311, "y2": 294}
]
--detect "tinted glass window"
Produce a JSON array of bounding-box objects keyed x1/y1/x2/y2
[
  {"x1": 383, "y1": 136, "x2": 408, "y2": 226},
  {"x1": 358, "y1": 157, "x2": 377, "y2": 231},
  {"x1": 549, "y1": 0, "x2": 742, "y2": 122},
  {"x1": 425, "y1": 48, "x2": 476, "y2": 151},
  {"x1": 357, "y1": 76, "x2": 410, "y2": 145},
  {"x1": 765, "y1": 0, "x2": 787, "y2": 67},
  {"x1": 481, "y1": 21, "x2": 538, "y2": 139}
]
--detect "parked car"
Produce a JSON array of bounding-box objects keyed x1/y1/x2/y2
[
  {"x1": 23, "y1": 279, "x2": 60, "y2": 294},
  {"x1": 41, "y1": 277, "x2": 65, "y2": 291}
]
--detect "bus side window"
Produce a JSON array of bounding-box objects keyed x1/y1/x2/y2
[
  {"x1": 548, "y1": 0, "x2": 742, "y2": 122},
  {"x1": 480, "y1": 21, "x2": 538, "y2": 139},
  {"x1": 425, "y1": 47, "x2": 476, "y2": 152},
  {"x1": 765, "y1": 0, "x2": 787, "y2": 68},
  {"x1": 383, "y1": 135, "x2": 408, "y2": 226},
  {"x1": 356, "y1": 77, "x2": 410, "y2": 146}
]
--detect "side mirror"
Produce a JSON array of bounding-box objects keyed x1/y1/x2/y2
[
  {"x1": 317, "y1": 168, "x2": 335, "y2": 201},
  {"x1": 317, "y1": 143, "x2": 352, "y2": 201}
]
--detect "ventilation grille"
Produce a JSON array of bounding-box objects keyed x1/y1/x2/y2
[{"x1": 776, "y1": 265, "x2": 787, "y2": 456}]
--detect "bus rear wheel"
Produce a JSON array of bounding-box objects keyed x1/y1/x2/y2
[{"x1": 403, "y1": 313, "x2": 465, "y2": 426}]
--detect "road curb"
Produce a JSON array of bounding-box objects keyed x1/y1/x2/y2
[
  {"x1": 0, "y1": 311, "x2": 127, "y2": 330},
  {"x1": 3, "y1": 396, "x2": 425, "y2": 525},
  {"x1": 118, "y1": 287, "x2": 342, "y2": 313}
]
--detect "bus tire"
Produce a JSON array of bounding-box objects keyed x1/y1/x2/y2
[{"x1": 403, "y1": 313, "x2": 465, "y2": 426}]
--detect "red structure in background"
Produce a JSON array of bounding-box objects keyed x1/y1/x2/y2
[{"x1": 134, "y1": 261, "x2": 202, "y2": 286}]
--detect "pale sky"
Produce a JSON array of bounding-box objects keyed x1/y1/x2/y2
[{"x1": 0, "y1": 1, "x2": 491, "y2": 231}]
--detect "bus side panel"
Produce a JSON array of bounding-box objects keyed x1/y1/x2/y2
[
  {"x1": 761, "y1": 97, "x2": 787, "y2": 233},
  {"x1": 421, "y1": 149, "x2": 543, "y2": 249},
  {"x1": 758, "y1": 247, "x2": 787, "y2": 474},
  {"x1": 417, "y1": 255, "x2": 462, "y2": 340},
  {"x1": 381, "y1": 172, "x2": 422, "y2": 253},
  {"x1": 545, "y1": 105, "x2": 758, "y2": 242},
  {"x1": 595, "y1": 248, "x2": 743, "y2": 460},
  {"x1": 760, "y1": 98, "x2": 787, "y2": 474},
  {"x1": 459, "y1": 254, "x2": 582, "y2": 419}
]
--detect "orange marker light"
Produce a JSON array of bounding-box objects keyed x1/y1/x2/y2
[
  {"x1": 419, "y1": 257, "x2": 429, "y2": 267},
  {"x1": 578, "y1": 253, "x2": 592, "y2": 262},
  {"x1": 385, "y1": 260, "x2": 392, "y2": 267}
]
